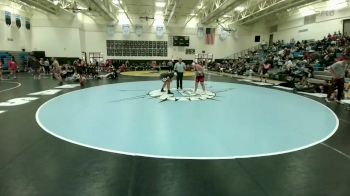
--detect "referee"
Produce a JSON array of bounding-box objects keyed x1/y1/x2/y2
[{"x1": 174, "y1": 58, "x2": 186, "y2": 90}]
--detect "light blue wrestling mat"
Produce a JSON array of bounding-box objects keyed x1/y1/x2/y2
[{"x1": 36, "y1": 81, "x2": 338, "y2": 159}]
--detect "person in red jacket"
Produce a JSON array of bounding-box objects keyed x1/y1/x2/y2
[{"x1": 8, "y1": 57, "x2": 18, "y2": 79}]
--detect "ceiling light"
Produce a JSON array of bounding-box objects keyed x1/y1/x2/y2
[
  {"x1": 190, "y1": 13, "x2": 197, "y2": 16},
  {"x1": 155, "y1": 2, "x2": 166, "y2": 7},
  {"x1": 299, "y1": 7, "x2": 316, "y2": 16},
  {"x1": 118, "y1": 13, "x2": 130, "y2": 25},
  {"x1": 327, "y1": 0, "x2": 348, "y2": 10},
  {"x1": 53, "y1": 0, "x2": 59, "y2": 5},
  {"x1": 155, "y1": 11, "x2": 163, "y2": 15},
  {"x1": 112, "y1": 0, "x2": 122, "y2": 6},
  {"x1": 197, "y1": 1, "x2": 204, "y2": 9},
  {"x1": 154, "y1": 15, "x2": 164, "y2": 20},
  {"x1": 234, "y1": 6, "x2": 245, "y2": 12}
]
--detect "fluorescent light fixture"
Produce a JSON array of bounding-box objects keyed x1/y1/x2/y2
[
  {"x1": 223, "y1": 15, "x2": 231, "y2": 18},
  {"x1": 112, "y1": 0, "x2": 122, "y2": 6},
  {"x1": 299, "y1": 7, "x2": 316, "y2": 16},
  {"x1": 53, "y1": 0, "x2": 59, "y2": 5},
  {"x1": 154, "y1": 15, "x2": 164, "y2": 26},
  {"x1": 327, "y1": 0, "x2": 348, "y2": 10},
  {"x1": 118, "y1": 13, "x2": 130, "y2": 24},
  {"x1": 197, "y1": 1, "x2": 204, "y2": 9},
  {"x1": 154, "y1": 15, "x2": 164, "y2": 20},
  {"x1": 235, "y1": 6, "x2": 245, "y2": 12},
  {"x1": 155, "y1": 2, "x2": 166, "y2": 7},
  {"x1": 190, "y1": 13, "x2": 197, "y2": 16},
  {"x1": 155, "y1": 11, "x2": 163, "y2": 15}
]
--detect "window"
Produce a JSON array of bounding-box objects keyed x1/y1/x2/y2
[{"x1": 89, "y1": 52, "x2": 103, "y2": 64}]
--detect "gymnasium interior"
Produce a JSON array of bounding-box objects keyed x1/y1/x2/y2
[{"x1": 1, "y1": 0, "x2": 350, "y2": 195}]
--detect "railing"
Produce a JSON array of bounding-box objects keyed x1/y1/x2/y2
[{"x1": 224, "y1": 44, "x2": 263, "y2": 60}]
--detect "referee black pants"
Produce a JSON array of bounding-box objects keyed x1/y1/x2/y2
[{"x1": 176, "y1": 72, "x2": 184, "y2": 89}]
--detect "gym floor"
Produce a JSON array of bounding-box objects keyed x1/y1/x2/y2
[{"x1": 0, "y1": 73, "x2": 350, "y2": 196}]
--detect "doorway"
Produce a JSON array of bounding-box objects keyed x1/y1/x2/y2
[
  {"x1": 343, "y1": 19, "x2": 350, "y2": 35},
  {"x1": 269, "y1": 34, "x2": 274, "y2": 47}
]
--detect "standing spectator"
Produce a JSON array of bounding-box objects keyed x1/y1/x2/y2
[
  {"x1": 259, "y1": 60, "x2": 272, "y2": 83},
  {"x1": 326, "y1": 58, "x2": 350, "y2": 103},
  {"x1": 39, "y1": 58, "x2": 45, "y2": 74},
  {"x1": 76, "y1": 59, "x2": 87, "y2": 86},
  {"x1": 52, "y1": 58, "x2": 63, "y2": 85},
  {"x1": 44, "y1": 59, "x2": 50, "y2": 74},
  {"x1": 8, "y1": 57, "x2": 18, "y2": 79},
  {"x1": 29, "y1": 54, "x2": 40, "y2": 79},
  {"x1": 167, "y1": 60, "x2": 173, "y2": 71},
  {"x1": 174, "y1": 58, "x2": 185, "y2": 90}
]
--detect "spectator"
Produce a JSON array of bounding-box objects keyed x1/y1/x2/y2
[
  {"x1": 8, "y1": 56, "x2": 18, "y2": 79},
  {"x1": 44, "y1": 59, "x2": 50, "y2": 74},
  {"x1": 326, "y1": 57, "x2": 350, "y2": 103}
]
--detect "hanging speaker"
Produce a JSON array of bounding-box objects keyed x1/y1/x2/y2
[
  {"x1": 255, "y1": 35, "x2": 261, "y2": 42},
  {"x1": 16, "y1": 15, "x2": 21, "y2": 28},
  {"x1": 25, "y1": 18, "x2": 30, "y2": 30},
  {"x1": 5, "y1": 11, "x2": 11, "y2": 26}
]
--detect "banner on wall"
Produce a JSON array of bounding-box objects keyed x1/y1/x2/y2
[
  {"x1": 135, "y1": 25, "x2": 143, "y2": 37},
  {"x1": 16, "y1": 15, "x2": 21, "y2": 28},
  {"x1": 156, "y1": 26, "x2": 164, "y2": 37},
  {"x1": 122, "y1": 24, "x2": 130, "y2": 36},
  {"x1": 205, "y1": 28, "x2": 215, "y2": 45},
  {"x1": 106, "y1": 24, "x2": 115, "y2": 36},
  {"x1": 197, "y1": 27, "x2": 204, "y2": 38},
  {"x1": 5, "y1": 11, "x2": 11, "y2": 26},
  {"x1": 219, "y1": 28, "x2": 230, "y2": 40}
]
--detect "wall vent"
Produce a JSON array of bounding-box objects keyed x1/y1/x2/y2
[
  {"x1": 270, "y1": 25, "x2": 278, "y2": 33},
  {"x1": 299, "y1": 29, "x2": 308, "y2": 33},
  {"x1": 304, "y1": 15, "x2": 316, "y2": 25}
]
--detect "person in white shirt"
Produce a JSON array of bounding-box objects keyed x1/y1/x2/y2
[
  {"x1": 326, "y1": 58, "x2": 350, "y2": 103},
  {"x1": 174, "y1": 58, "x2": 186, "y2": 90}
]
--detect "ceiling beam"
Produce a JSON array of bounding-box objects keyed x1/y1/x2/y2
[
  {"x1": 237, "y1": 0, "x2": 319, "y2": 25},
  {"x1": 117, "y1": 1, "x2": 132, "y2": 25},
  {"x1": 5, "y1": 0, "x2": 33, "y2": 15},
  {"x1": 166, "y1": 1, "x2": 176, "y2": 26},
  {"x1": 17, "y1": 0, "x2": 58, "y2": 14},
  {"x1": 200, "y1": 0, "x2": 246, "y2": 25},
  {"x1": 82, "y1": 0, "x2": 118, "y2": 22}
]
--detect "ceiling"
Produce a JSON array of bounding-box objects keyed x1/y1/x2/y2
[{"x1": 9, "y1": 0, "x2": 350, "y2": 26}]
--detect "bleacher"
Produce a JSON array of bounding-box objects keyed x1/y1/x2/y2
[
  {"x1": 0, "y1": 51, "x2": 29, "y2": 72},
  {"x1": 217, "y1": 32, "x2": 350, "y2": 91}
]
